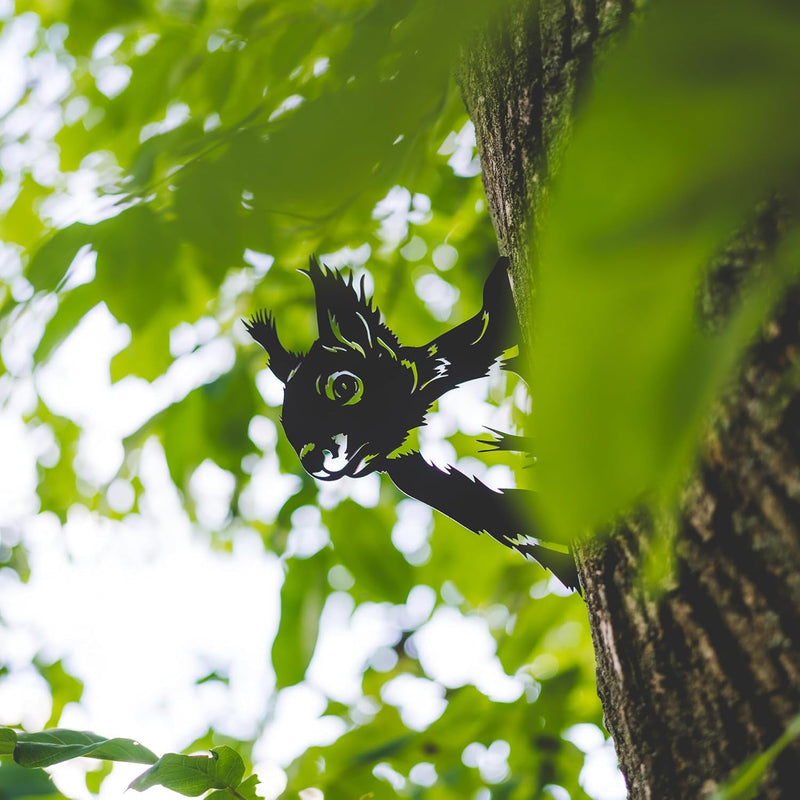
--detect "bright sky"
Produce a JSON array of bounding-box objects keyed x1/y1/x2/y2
[{"x1": 0, "y1": 7, "x2": 626, "y2": 800}]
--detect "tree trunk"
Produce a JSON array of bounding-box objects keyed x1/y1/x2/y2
[{"x1": 459, "y1": 2, "x2": 800, "y2": 798}]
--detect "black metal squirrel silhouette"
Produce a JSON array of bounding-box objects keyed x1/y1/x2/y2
[{"x1": 245, "y1": 256, "x2": 579, "y2": 591}]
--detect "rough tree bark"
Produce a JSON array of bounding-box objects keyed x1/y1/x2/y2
[{"x1": 459, "y1": 2, "x2": 800, "y2": 798}]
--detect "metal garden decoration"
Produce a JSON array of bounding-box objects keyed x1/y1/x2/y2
[{"x1": 246, "y1": 257, "x2": 578, "y2": 591}]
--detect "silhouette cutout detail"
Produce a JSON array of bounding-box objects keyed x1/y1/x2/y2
[{"x1": 245, "y1": 256, "x2": 579, "y2": 592}]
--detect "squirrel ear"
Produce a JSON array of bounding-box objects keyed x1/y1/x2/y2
[
  {"x1": 417, "y1": 257, "x2": 517, "y2": 388},
  {"x1": 305, "y1": 255, "x2": 398, "y2": 354},
  {"x1": 243, "y1": 310, "x2": 299, "y2": 383}
]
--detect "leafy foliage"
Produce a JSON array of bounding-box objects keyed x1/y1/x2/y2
[
  {"x1": 1, "y1": 1, "x2": 597, "y2": 798},
  {"x1": 533, "y1": 0, "x2": 800, "y2": 540},
  {"x1": 1, "y1": 729, "x2": 257, "y2": 800},
  {"x1": 709, "y1": 713, "x2": 800, "y2": 800},
  {"x1": 1, "y1": 1, "x2": 797, "y2": 799}
]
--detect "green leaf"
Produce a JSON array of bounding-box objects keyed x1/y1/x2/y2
[
  {"x1": 84, "y1": 760, "x2": 115, "y2": 794},
  {"x1": 34, "y1": 289, "x2": 99, "y2": 365},
  {"x1": 13, "y1": 729, "x2": 158, "y2": 769},
  {"x1": 92, "y1": 205, "x2": 181, "y2": 331},
  {"x1": 124, "y1": 365, "x2": 260, "y2": 492},
  {"x1": 271, "y1": 549, "x2": 331, "y2": 689},
  {"x1": 33, "y1": 407, "x2": 83, "y2": 523},
  {"x1": 108, "y1": 309, "x2": 176, "y2": 383},
  {"x1": 287, "y1": 704, "x2": 411, "y2": 797},
  {"x1": 0, "y1": 175, "x2": 47, "y2": 251},
  {"x1": 533, "y1": 0, "x2": 800, "y2": 540},
  {"x1": 33, "y1": 659, "x2": 85, "y2": 729},
  {"x1": 1, "y1": 728, "x2": 17, "y2": 756},
  {"x1": 324, "y1": 498, "x2": 413, "y2": 604},
  {"x1": 26, "y1": 224, "x2": 93, "y2": 293},
  {"x1": 173, "y1": 159, "x2": 245, "y2": 272},
  {"x1": 129, "y1": 747, "x2": 245, "y2": 796},
  {"x1": 709, "y1": 713, "x2": 800, "y2": 800},
  {"x1": 169, "y1": 0, "x2": 503, "y2": 222},
  {"x1": 61, "y1": 0, "x2": 145, "y2": 56},
  {"x1": 0, "y1": 760, "x2": 62, "y2": 800},
  {"x1": 207, "y1": 774, "x2": 262, "y2": 800}
]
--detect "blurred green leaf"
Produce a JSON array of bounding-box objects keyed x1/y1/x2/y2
[
  {"x1": 207, "y1": 774, "x2": 262, "y2": 800},
  {"x1": 0, "y1": 176, "x2": 48, "y2": 252},
  {"x1": 0, "y1": 544, "x2": 31, "y2": 582},
  {"x1": 92, "y1": 206, "x2": 181, "y2": 331},
  {"x1": 709, "y1": 713, "x2": 800, "y2": 800},
  {"x1": 173, "y1": 159, "x2": 245, "y2": 272},
  {"x1": 125, "y1": 365, "x2": 259, "y2": 493},
  {"x1": 163, "y1": 0, "x2": 503, "y2": 224},
  {"x1": 286, "y1": 684, "x2": 595, "y2": 800},
  {"x1": 83, "y1": 760, "x2": 114, "y2": 795},
  {"x1": 26, "y1": 224, "x2": 93, "y2": 293},
  {"x1": 33, "y1": 407, "x2": 82, "y2": 523},
  {"x1": 324, "y1": 498, "x2": 412, "y2": 604},
  {"x1": 34, "y1": 290, "x2": 98, "y2": 365},
  {"x1": 534, "y1": 0, "x2": 800, "y2": 541},
  {"x1": 287, "y1": 703, "x2": 410, "y2": 795},
  {"x1": 33, "y1": 660, "x2": 84, "y2": 729},
  {"x1": 0, "y1": 760, "x2": 63, "y2": 800},
  {"x1": 420, "y1": 512, "x2": 523, "y2": 607},
  {"x1": 62, "y1": 0, "x2": 144, "y2": 55},
  {"x1": 272, "y1": 549, "x2": 332, "y2": 688},
  {"x1": 0, "y1": 729, "x2": 16, "y2": 757}
]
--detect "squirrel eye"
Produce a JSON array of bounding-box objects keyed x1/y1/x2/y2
[{"x1": 325, "y1": 371, "x2": 363, "y2": 405}]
